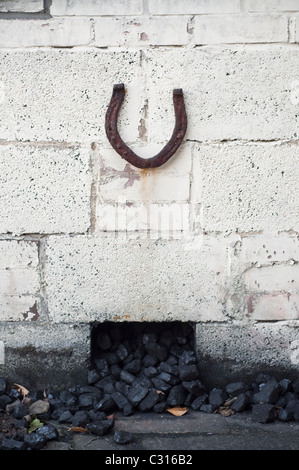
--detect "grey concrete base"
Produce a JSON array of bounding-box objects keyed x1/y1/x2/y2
[
  {"x1": 1, "y1": 320, "x2": 299, "y2": 391},
  {"x1": 44, "y1": 410, "x2": 299, "y2": 451},
  {"x1": 195, "y1": 322, "x2": 299, "y2": 387},
  {"x1": 0, "y1": 322, "x2": 90, "y2": 390}
]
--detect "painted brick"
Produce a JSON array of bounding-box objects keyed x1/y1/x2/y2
[
  {"x1": 244, "y1": 264, "x2": 299, "y2": 292},
  {"x1": 0, "y1": 50, "x2": 140, "y2": 143},
  {"x1": 193, "y1": 15, "x2": 288, "y2": 44},
  {"x1": 99, "y1": 142, "x2": 193, "y2": 175},
  {"x1": 149, "y1": 0, "x2": 240, "y2": 15},
  {"x1": 96, "y1": 142, "x2": 192, "y2": 209},
  {"x1": 0, "y1": 240, "x2": 39, "y2": 268},
  {"x1": 248, "y1": 0, "x2": 299, "y2": 12},
  {"x1": 143, "y1": 47, "x2": 298, "y2": 142},
  {"x1": 0, "y1": 0, "x2": 43, "y2": 12},
  {"x1": 45, "y1": 235, "x2": 228, "y2": 323},
  {"x1": 147, "y1": 203, "x2": 190, "y2": 237},
  {"x1": 192, "y1": 142, "x2": 299, "y2": 232},
  {"x1": 97, "y1": 148, "x2": 190, "y2": 203},
  {"x1": 94, "y1": 16, "x2": 189, "y2": 47},
  {"x1": 0, "y1": 240, "x2": 40, "y2": 321},
  {"x1": 245, "y1": 293, "x2": 299, "y2": 320},
  {"x1": 96, "y1": 203, "x2": 149, "y2": 233},
  {"x1": 0, "y1": 269, "x2": 39, "y2": 295},
  {"x1": 98, "y1": 170, "x2": 190, "y2": 202},
  {"x1": 0, "y1": 18, "x2": 91, "y2": 48},
  {"x1": 50, "y1": 0, "x2": 143, "y2": 16},
  {"x1": 0, "y1": 296, "x2": 41, "y2": 322},
  {"x1": 242, "y1": 232, "x2": 299, "y2": 265},
  {"x1": 0, "y1": 144, "x2": 91, "y2": 235}
]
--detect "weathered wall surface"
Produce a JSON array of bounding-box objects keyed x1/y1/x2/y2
[{"x1": 0, "y1": 0, "x2": 298, "y2": 388}]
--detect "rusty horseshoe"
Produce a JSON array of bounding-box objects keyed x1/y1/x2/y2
[{"x1": 105, "y1": 84, "x2": 187, "y2": 169}]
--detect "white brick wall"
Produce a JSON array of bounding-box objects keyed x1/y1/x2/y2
[
  {"x1": 143, "y1": 48, "x2": 298, "y2": 142},
  {"x1": 0, "y1": 1, "x2": 297, "y2": 48},
  {"x1": 45, "y1": 234, "x2": 228, "y2": 323},
  {"x1": 193, "y1": 142, "x2": 299, "y2": 232},
  {"x1": 0, "y1": 18, "x2": 92, "y2": 48},
  {"x1": 242, "y1": 232, "x2": 299, "y2": 264},
  {"x1": 1, "y1": 47, "x2": 296, "y2": 143},
  {"x1": 0, "y1": 144, "x2": 91, "y2": 234},
  {"x1": 0, "y1": 50, "x2": 140, "y2": 143},
  {"x1": 193, "y1": 15, "x2": 288, "y2": 44},
  {"x1": 148, "y1": 0, "x2": 241, "y2": 15},
  {"x1": 245, "y1": 264, "x2": 299, "y2": 292},
  {"x1": 245, "y1": 293, "x2": 299, "y2": 321},
  {"x1": 0, "y1": 0, "x2": 43, "y2": 13},
  {"x1": 50, "y1": 0, "x2": 144, "y2": 16},
  {"x1": 248, "y1": 0, "x2": 299, "y2": 12},
  {"x1": 93, "y1": 16, "x2": 189, "y2": 47},
  {"x1": 0, "y1": 0, "x2": 298, "y2": 385},
  {"x1": 240, "y1": 231, "x2": 299, "y2": 321}
]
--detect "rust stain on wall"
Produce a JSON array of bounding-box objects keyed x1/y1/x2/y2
[
  {"x1": 121, "y1": 163, "x2": 141, "y2": 188},
  {"x1": 113, "y1": 314, "x2": 131, "y2": 320}
]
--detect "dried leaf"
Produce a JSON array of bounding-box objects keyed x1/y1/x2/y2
[
  {"x1": 216, "y1": 404, "x2": 236, "y2": 417},
  {"x1": 69, "y1": 426, "x2": 88, "y2": 433},
  {"x1": 105, "y1": 414, "x2": 116, "y2": 420},
  {"x1": 217, "y1": 408, "x2": 235, "y2": 416},
  {"x1": 223, "y1": 397, "x2": 237, "y2": 407},
  {"x1": 156, "y1": 390, "x2": 165, "y2": 395},
  {"x1": 214, "y1": 397, "x2": 237, "y2": 417},
  {"x1": 12, "y1": 383, "x2": 29, "y2": 398},
  {"x1": 167, "y1": 406, "x2": 188, "y2": 416}
]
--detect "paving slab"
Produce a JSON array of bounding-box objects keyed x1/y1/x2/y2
[{"x1": 43, "y1": 410, "x2": 299, "y2": 452}]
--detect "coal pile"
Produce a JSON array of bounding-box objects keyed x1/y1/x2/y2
[
  {"x1": 1, "y1": 321, "x2": 299, "y2": 450},
  {"x1": 90, "y1": 322, "x2": 202, "y2": 415},
  {"x1": 89, "y1": 322, "x2": 299, "y2": 423}
]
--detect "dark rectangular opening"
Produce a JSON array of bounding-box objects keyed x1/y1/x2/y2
[
  {"x1": 89, "y1": 321, "x2": 202, "y2": 414},
  {"x1": 91, "y1": 321, "x2": 196, "y2": 363}
]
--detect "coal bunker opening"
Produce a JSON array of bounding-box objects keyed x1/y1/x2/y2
[{"x1": 89, "y1": 321, "x2": 204, "y2": 414}]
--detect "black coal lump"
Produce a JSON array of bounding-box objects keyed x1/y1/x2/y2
[
  {"x1": 167, "y1": 385, "x2": 188, "y2": 407},
  {"x1": 252, "y1": 404, "x2": 276, "y2": 423},
  {"x1": 208, "y1": 388, "x2": 229, "y2": 407}
]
